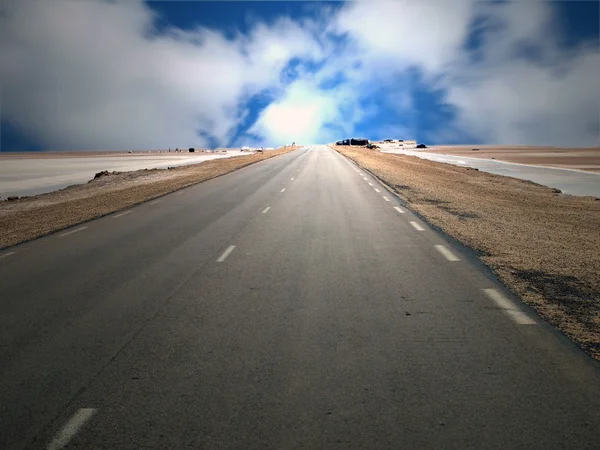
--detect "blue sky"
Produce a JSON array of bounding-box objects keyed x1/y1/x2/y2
[{"x1": 0, "y1": 0, "x2": 598, "y2": 151}]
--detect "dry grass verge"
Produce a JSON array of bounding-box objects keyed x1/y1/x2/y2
[
  {"x1": 332, "y1": 145, "x2": 600, "y2": 360},
  {"x1": 0, "y1": 146, "x2": 299, "y2": 249}
]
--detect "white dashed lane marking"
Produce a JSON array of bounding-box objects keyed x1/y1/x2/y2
[
  {"x1": 410, "y1": 221, "x2": 425, "y2": 231},
  {"x1": 374, "y1": 188, "x2": 380, "y2": 193},
  {"x1": 0, "y1": 251, "x2": 16, "y2": 259},
  {"x1": 217, "y1": 245, "x2": 236, "y2": 263},
  {"x1": 113, "y1": 211, "x2": 131, "y2": 218},
  {"x1": 383, "y1": 196, "x2": 390, "y2": 202},
  {"x1": 280, "y1": 188, "x2": 286, "y2": 193},
  {"x1": 262, "y1": 207, "x2": 271, "y2": 214},
  {"x1": 291, "y1": 177, "x2": 294, "y2": 181},
  {"x1": 483, "y1": 288, "x2": 536, "y2": 325},
  {"x1": 434, "y1": 245, "x2": 460, "y2": 261},
  {"x1": 47, "y1": 408, "x2": 97, "y2": 450},
  {"x1": 393, "y1": 206, "x2": 405, "y2": 214},
  {"x1": 59, "y1": 227, "x2": 88, "y2": 237},
  {"x1": 149, "y1": 200, "x2": 160, "y2": 205}
]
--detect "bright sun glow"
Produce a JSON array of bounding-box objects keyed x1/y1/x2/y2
[{"x1": 263, "y1": 104, "x2": 321, "y2": 138}]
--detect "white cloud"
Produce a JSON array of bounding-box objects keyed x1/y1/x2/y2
[
  {"x1": 333, "y1": 0, "x2": 476, "y2": 75},
  {"x1": 248, "y1": 79, "x2": 344, "y2": 145},
  {"x1": 0, "y1": 0, "x2": 323, "y2": 150},
  {"x1": 329, "y1": 0, "x2": 598, "y2": 146},
  {"x1": 0, "y1": 0, "x2": 597, "y2": 149},
  {"x1": 443, "y1": 1, "x2": 600, "y2": 146},
  {"x1": 447, "y1": 49, "x2": 600, "y2": 146}
]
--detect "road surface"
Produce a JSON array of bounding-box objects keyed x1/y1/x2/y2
[
  {"x1": 1, "y1": 145, "x2": 599, "y2": 449},
  {"x1": 380, "y1": 148, "x2": 600, "y2": 198},
  {"x1": 0, "y1": 151, "x2": 246, "y2": 198}
]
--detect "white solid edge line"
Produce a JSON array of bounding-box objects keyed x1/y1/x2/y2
[
  {"x1": 149, "y1": 200, "x2": 160, "y2": 205},
  {"x1": 47, "y1": 408, "x2": 97, "y2": 450},
  {"x1": 434, "y1": 244, "x2": 460, "y2": 261},
  {"x1": 262, "y1": 206, "x2": 271, "y2": 214},
  {"x1": 483, "y1": 288, "x2": 536, "y2": 325},
  {"x1": 113, "y1": 211, "x2": 132, "y2": 218},
  {"x1": 410, "y1": 221, "x2": 425, "y2": 231},
  {"x1": 217, "y1": 245, "x2": 236, "y2": 263},
  {"x1": 280, "y1": 188, "x2": 286, "y2": 193},
  {"x1": 383, "y1": 196, "x2": 390, "y2": 202},
  {"x1": 393, "y1": 206, "x2": 405, "y2": 214},
  {"x1": 0, "y1": 251, "x2": 16, "y2": 259},
  {"x1": 374, "y1": 188, "x2": 380, "y2": 193},
  {"x1": 59, "y1": 227, "x2": 88, "y2": 237}
]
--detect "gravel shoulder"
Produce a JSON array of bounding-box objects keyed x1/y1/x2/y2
[
  {"x1": 0, "y1": 146, "x2": 299, "y2": 250},
  {"x1": 332, "y1": 145, "x2": 600, "y2": 360}
]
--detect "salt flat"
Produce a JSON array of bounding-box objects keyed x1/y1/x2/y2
[
  {"x1": 0, "y1": 150, "x2": 245, "y2": 198},
  {"x1": 377, "y1": 144, "x2": 600, "y2": 198}
]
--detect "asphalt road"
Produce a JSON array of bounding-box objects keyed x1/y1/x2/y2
[
  {"x1": 380, "y1": 148, "x2": 600, "y2": 198},
  {"x1": 1, "y1": 145, "x2": 599, "y2": 449}
]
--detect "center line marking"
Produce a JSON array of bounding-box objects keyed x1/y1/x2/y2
[
  {"x1": 483, "y1": 289, "x2": 536, "y2": 325},
  {"x1": 217, "y1": 245, "x2": 236, "y2": 262},
  {"x1": 0, "y1": 251, "x2": 16, "y2": 259},
  {"x1": 368, "y1": 182, "x2": 373, "y2": 186},
  {"x1": 363, "y1": 177, "x2": 368, "y2": 181},
  {"x1": 394, "y1": 206, "x2": 405, "y2": 214},
  {"x1": 60, "y1": 227, "x2": 88, "y2": 237},
  {"x1": 382, "y1": 196, "x2": 390, "y2": 202},
  {"x1": 47, "y1": 408, "x2": 97, "y2": 450},
  {"x1": 410, "y1": 221, "x2": 425, "y2": 231},
  {"x1": 374, "y1": 188, "x2": 380, "y2": 192},
  {"x1": 280, "y1": 188, "x2": 286, "y2": 193},
  {"x1": 291, "y1": 177, "x2": 294, "y2": 180},
  {"x1": 434, "y1": 245, "x2": 460, "y2": 261},
  {"x1": 113, "y1": 211, "x2": 131, "y2": 218},
  {"x1": 262, "y1": 206, "x2": 271, "y2": 214}
]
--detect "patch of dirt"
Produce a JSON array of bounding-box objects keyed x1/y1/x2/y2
[
  {"x1": 0, "y1": 146, "x2": 299, "y2": 249},
  {"x1": 331, "y1": 145, "x2": 600, "y2": 360}
]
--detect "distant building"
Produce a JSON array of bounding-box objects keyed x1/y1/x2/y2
[{"x1": 350, "y1": 138, "x2": 369, "y2": 146}]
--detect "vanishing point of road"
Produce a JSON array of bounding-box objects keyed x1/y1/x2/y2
[{"x1": 1, "y1": 145, "x2": 599, "y2": 449}]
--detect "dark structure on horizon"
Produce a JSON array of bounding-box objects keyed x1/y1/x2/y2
[{"x1": 336, "y1": 138, "x2": 370, "y2": 146}]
